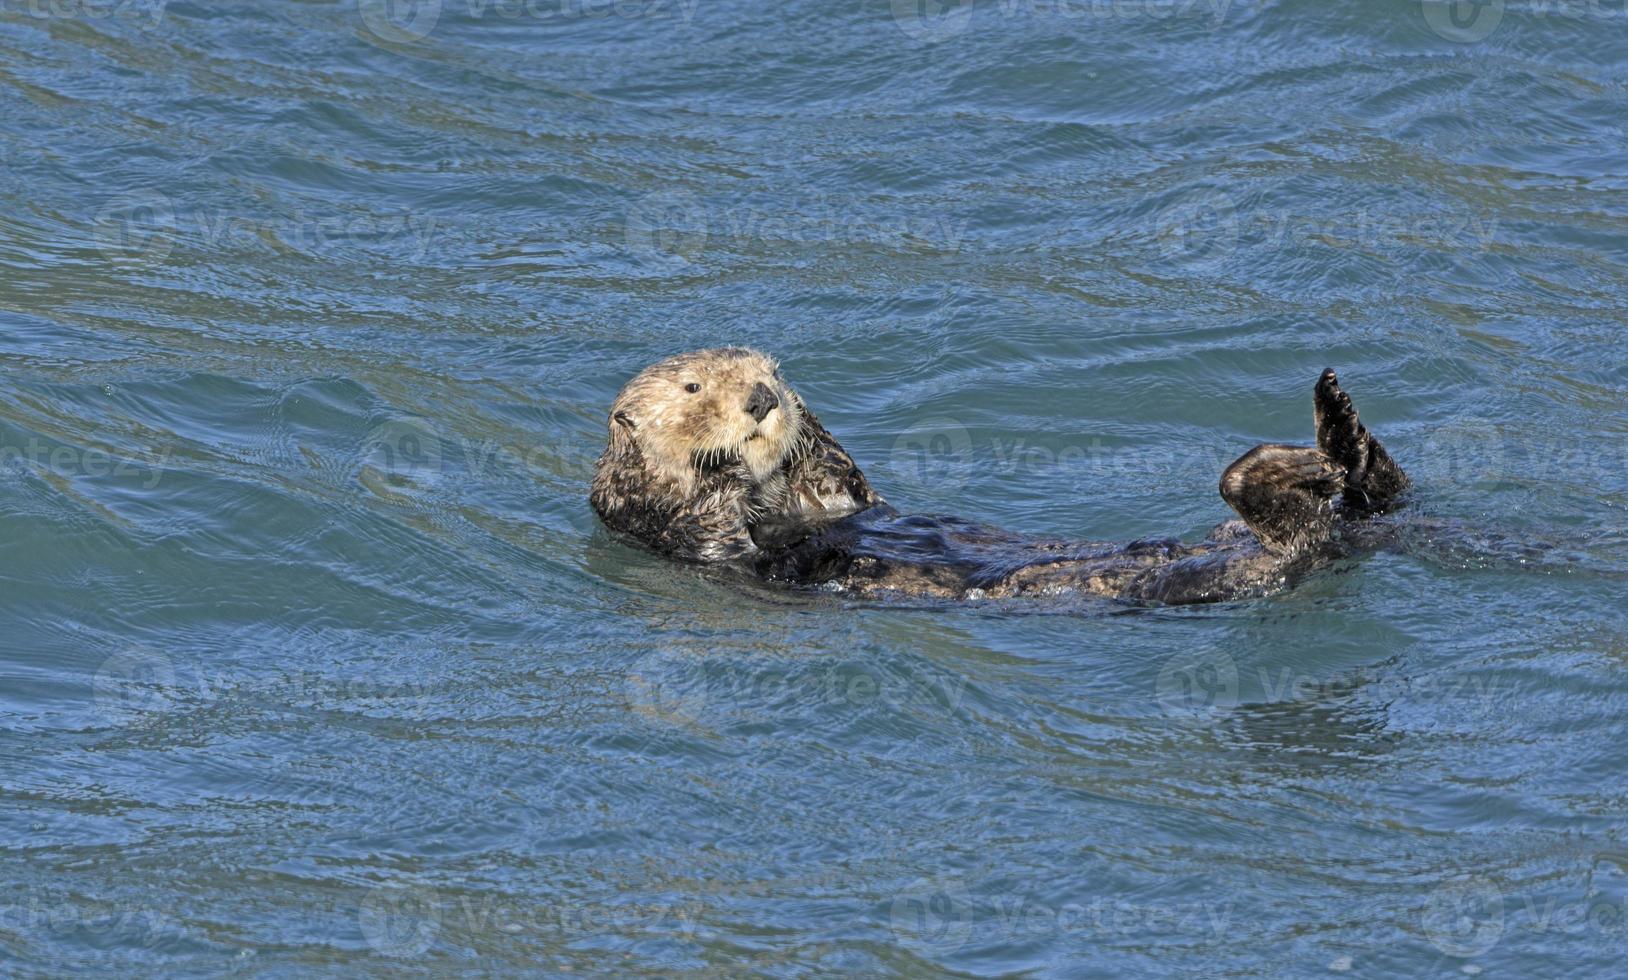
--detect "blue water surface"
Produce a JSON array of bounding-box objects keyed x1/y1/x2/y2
[{"x1": 2, "y1": 0, "x2": 1626, "y2": 975}]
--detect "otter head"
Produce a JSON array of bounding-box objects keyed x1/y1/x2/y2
[{"x1": 601, "y1": 347, "x2": 805, "y2": 496}]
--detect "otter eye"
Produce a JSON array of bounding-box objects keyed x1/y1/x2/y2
[{"x1": 684, "y1": 383, "x2": 701, "y2": 393}]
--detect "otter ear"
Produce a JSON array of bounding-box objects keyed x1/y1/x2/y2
[{"x1": 613, "y1": 410, "x2": 636, "y2": 431}]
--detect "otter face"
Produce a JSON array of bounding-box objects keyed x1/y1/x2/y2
[{"x1": 605, "y1": 347, "x2": 804, "y2": 490}]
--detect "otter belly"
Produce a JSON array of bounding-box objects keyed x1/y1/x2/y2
[{"x1": 746, "y1": 507, "x2": 1288, "y2": 605}]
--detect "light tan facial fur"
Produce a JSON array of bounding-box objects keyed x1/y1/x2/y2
[{"x1": 601, "y1": 347, "x2": 805, "y2": 497}]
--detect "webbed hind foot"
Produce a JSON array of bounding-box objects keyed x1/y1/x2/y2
[{"x1": 1314, "y1": 368, "x2": 1410, "y2": 514}]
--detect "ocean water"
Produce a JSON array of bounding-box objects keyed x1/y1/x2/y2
[{"x1": 2, "y1": 0, "x2": 1626, "y2": 975}]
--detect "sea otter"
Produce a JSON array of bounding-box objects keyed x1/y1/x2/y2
[{"x1": 590, "y1": 348, "x2": 1410, "y2": 605}]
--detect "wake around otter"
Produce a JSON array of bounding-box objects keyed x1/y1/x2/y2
[{"x1": 590, "y1": 348, "x2": 1410, "y2": 605}]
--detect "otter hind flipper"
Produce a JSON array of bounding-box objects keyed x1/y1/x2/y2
[
  {"x1": 1219, "y1": 443, "x2": 1344, "y2": 555},
  {"x1": 1314, "y1": 367, "x2": 1410, "y2": 514}
]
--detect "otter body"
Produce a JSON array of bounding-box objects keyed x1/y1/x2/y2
[{"x1": 590, "y1": 348, "x2": 1410, "y2": 606}]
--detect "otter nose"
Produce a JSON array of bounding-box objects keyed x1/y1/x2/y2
[{"x1": 744, "y1": 382, "x2": 779, "y2": 423}]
